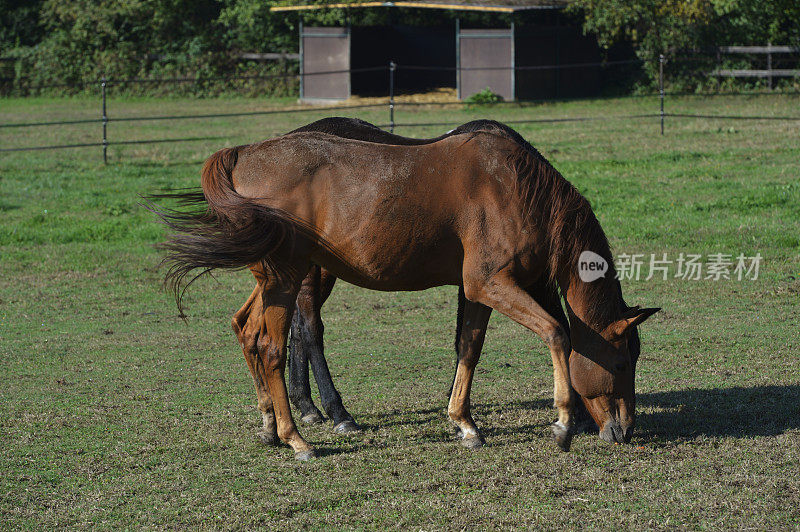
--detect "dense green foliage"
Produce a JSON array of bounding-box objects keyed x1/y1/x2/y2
[
  {"x1": 1, "y1": 0, "x2": 798, "y2": 94},
  {"x1": 571, "y1": 0, "x2": 800, "y2": 89},
  {"x1": 1, "y1": 0, "x2": 300, "y2": 94},
  {"x1": 572, "y1": 0, "x2": 800, "y2": 54}
]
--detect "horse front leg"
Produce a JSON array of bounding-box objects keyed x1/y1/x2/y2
[
  {"x1": 524, "y1": 281, "x2": 598, "y2": 436},
  {"x1": 448, "y1": 295, "x2": 492, "y2": 448},
  {"x1": 464, "y1": 267, "x2": 575, "y2": 452},
  {"x1": 232, "y1": 285, "x2": 277, "y2": 445},
  {"x1": 522, "y1": 279, "x2": 577, "y2": 449}
]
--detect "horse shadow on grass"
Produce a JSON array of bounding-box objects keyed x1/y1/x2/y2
[
  {"x1": 356, "y1": 386, "x2": 799, "y2": 444},
  {"x1": 635, "y1": 384, "x2": 800, "y2": 441},
  {"x1": 305, "y1": 385, "x2": 799, "y2": 456},
  {"x1": 479, "y1": 385, "x2": 800, "y2": 441}
]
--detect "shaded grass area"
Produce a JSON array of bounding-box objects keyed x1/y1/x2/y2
[{"x1": 1, "y1": 94, "x2": 799, "y2": 528}]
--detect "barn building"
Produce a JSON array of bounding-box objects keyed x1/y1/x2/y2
[{"x1": 272, "y1": 0, "x2": 616, "y2": 101}]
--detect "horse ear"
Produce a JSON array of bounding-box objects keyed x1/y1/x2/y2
[{"x1": 606, "y1": 307, "x2": 660, "y2": 339}]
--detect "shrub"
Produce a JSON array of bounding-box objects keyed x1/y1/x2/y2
[{"x1": 464, "y1": 88, "x2": 503, "y2": 106}]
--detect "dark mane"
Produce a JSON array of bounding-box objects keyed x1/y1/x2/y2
[
  {"x1": 480, "y1": 124, "x2": 623, "y2": 327},
  {"x1": 288, "y1": 117, "x2": 530, "y2": 146}
]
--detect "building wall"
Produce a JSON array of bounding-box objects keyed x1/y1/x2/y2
[{"x1": 302, "y1": 10, "x2": 616, "y2": 101}]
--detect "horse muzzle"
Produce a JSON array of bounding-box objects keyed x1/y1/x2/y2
[{"x1": 599, "y1": 418, "x2": 634, "y2": 444}]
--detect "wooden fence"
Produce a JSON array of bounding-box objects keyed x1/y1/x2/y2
[{"x1": 712, "y1": 45, "x2": 800, "y2": 88}]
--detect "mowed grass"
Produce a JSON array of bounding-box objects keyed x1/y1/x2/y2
[{"x1": 1, "y1": 93, "x2": 799, "y2": 529}]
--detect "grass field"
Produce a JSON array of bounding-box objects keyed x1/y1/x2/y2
[{"x1": 1, "y1": 93, "x2": 799, "y2": 529}]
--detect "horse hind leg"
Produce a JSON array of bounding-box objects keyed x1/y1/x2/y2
[
  {"x1": 287, "y1": 307, "x2": 326, "y2": 425},
  {"x1": 448, "y1": 295, "x2": 492, "y2": 449},
  {"x1": 257, "y1": 271, "x2": 316, "y2": 460},
  {"x1": 298, "y1": 267, "x2": 360, "y2": 433},
  {"x1": 232, "y1": 285, "x2": 278, "y2": 445}
]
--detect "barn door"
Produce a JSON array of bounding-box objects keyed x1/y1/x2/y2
[
  {"x1": 457, "y1": 27, "x2": 514, "y2": 101},
  {"x1": 300, "y1": 25, "x2": 351, "y2": 100}
]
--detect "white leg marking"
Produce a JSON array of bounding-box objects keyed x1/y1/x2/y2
[{"x1": 460, "y1": 427, "x2": 478, "y2": 438}]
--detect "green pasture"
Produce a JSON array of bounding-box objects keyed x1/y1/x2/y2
[{"x1": 1, "y1": 93, "x2": 799, "y2": 529}]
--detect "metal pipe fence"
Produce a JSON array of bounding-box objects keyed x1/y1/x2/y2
[{"x1": 2, "y1": 56, "x2": 799, "y2": 159}]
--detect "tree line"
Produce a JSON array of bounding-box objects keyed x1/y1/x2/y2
[{"x1": 1, "y1": 0, "x2": 798, "y2": 95}]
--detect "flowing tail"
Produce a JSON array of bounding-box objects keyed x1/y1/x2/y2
[{"x1": 147, "y1": 146, "x2": 315, "y2": 315}]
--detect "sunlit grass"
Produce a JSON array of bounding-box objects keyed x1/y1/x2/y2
[{"x1": 1, "y1": 93, "x2": 799, "y2": 528}]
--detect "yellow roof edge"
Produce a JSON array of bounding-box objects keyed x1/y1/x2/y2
[{"x1": 271, "y1": 2, "x2": 560, "y2": 13}]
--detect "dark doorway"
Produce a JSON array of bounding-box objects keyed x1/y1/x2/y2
[{"x1": 351, "y1": 24, "x2": 456, "y2": 96}]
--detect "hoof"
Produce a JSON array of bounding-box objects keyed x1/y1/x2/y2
[
  {"x1": 460, "y1": 436, "x2": 484, "y2": 449},
  {"x1": 256, "y1": 430, "x2": 279, "y2": 446},
  {"x1": 552, "y1": 421, "x2": 573, "y2": 452},
  {"x1": 455, "y1": 427, "x2": 484, "y2": 449},
  {"x1": 294, "y1": 449, "x2": 317, "y2": 461},
  {"x1": 333, "y1": 420, "x2": 361, "y2": 434},
  {"x1": 300, "y1": 411, "x2": 325, "y2": 425}
]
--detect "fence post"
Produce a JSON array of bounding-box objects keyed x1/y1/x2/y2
[
  {"x1": 101, "y1": 77, "x2": 108, "y2": 163},
  {"x1": 659, "y1": 54, "x2": 665, "y2": 136},
  {"x1": 767, "y1": 42, "x2": 773, "y2": 90},
  {"x1": 389, "y1": 61, "x2": 396, "y2": 133},
  {"x1": 455, "y1": 18, "x2": 461, "y2": 100},
  {"x1": 299, "y1": 21, "x2": 304, "y2": 100}
]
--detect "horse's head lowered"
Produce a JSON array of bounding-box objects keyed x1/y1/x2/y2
[{"x1": 567, "y1": 295, "x2": 659, "y2": 444}]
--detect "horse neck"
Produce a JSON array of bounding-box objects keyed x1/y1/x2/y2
[
  {"x1": 559, "y1": 272, "x2": 622, "y2": 334},
  {"x1": 545, "y1": 206, "x2": 620, "y2": 332},
  {"x1": 510, "y1": 135, "x2": 622, "y2": 330}
]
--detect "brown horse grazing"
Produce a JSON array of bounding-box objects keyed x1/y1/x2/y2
[
  {"x1": 157, "y1": 126, "x2": 658, "y2": 460},
  {"x1": 237, "y1": 117, "x2": 590, "y2": 439}
]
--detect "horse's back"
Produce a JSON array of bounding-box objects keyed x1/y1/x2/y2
[
  {"x1": 233, "y1": 131, "x2": 503, "y2": 199},
  {"x1": 230, "y1": 131, "x2": 526, "y2": 290}
]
